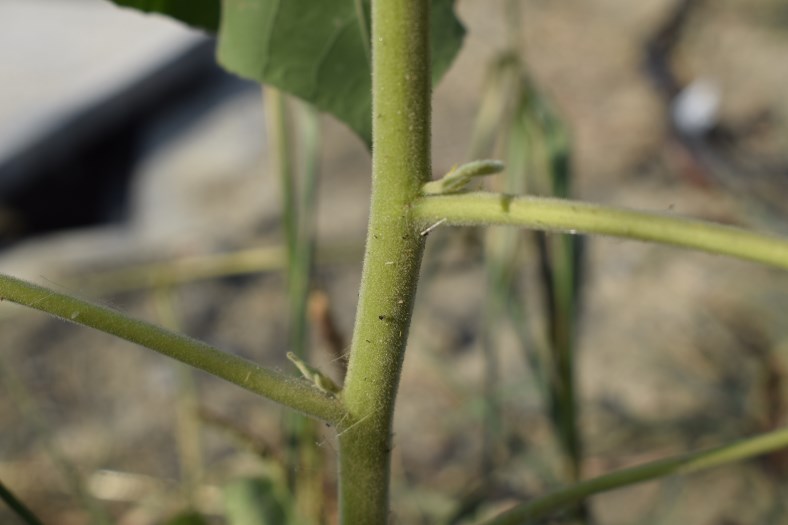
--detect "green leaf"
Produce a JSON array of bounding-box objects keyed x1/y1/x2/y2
[
  {"x1": 109, "y1": 0, "x2": 220, "y2": 32},
  {"x1": 218, "y1": 0, "x2": 464, "y2": 147},
  {"x1": 163, "y1": 510, "x2": 210, "y2": 525},
  {"x1": 108, "y1": 0, "x2": 465, "y2": 146}
]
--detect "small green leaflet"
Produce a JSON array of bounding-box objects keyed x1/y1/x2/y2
[
  {"x1": 107, "y1": 0, "x2": 465, "y2": 147},
  {"x1": 423, "y1": 159, "x2": 505, "y2": 194}
]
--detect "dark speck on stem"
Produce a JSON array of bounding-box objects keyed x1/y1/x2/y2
[{"x1": 499, "y1": 194, "x2": 514, "y2": 213}]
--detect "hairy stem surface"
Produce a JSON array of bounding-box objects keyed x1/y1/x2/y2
[
  {"x1": 0, "y1": 274, "x2": 345, "y2": 424},
  {"x1": 338, "y1": 0, "x2": 432, "y2": 522},
  {"x1": 413, "y1": 192, "x2": 788, "y2": 270}
]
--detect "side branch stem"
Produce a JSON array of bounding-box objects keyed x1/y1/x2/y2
[
  {"x1": 0, "y1": 274, "x2": 345, "y2": 424},
  {"x1": 413, "y1": 192, "x2": 788, "y2": 270},
  {"x1": 481, "y1": 426, "x2": 788, "y2": 524}
]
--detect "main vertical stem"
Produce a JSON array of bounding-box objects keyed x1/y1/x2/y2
[{"x1": 338, "y1": 0, "x2": 431, "y2": 523}]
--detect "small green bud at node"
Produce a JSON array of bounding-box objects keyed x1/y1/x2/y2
[
  {"x1": 422, "y1": 159, "x2": 505, "y2": 195},
  {"x1": 287, "y1": 352, "x2": 341, "y2": 395}
]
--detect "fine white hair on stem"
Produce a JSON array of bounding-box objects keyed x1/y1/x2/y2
[
  {"x1": 336, "y1": 411, "x2": 374, "y2": 438},
  {"x1": 419, "y1": 218, "x2": 447, "y2": 236},
  {"x1": 329, "y1": 346, "x2": 352, "y2": 364},
  {"x1": 27, "y1": 290, "x2": 57, "y2": 308}
]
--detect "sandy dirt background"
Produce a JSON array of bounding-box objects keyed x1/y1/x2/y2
[{"x1": 1, "y1": 0, "x2": 788, "y2": 524}]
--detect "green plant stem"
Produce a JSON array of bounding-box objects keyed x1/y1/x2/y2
[
  {"x1": 0, "y1": 479, "x2": 45, "y2": 525},
  {"x1": 288, "y1": 101, "x2": 324, "y2": 524},
  {"x1": 531, "y1": 100, "x2": 585, "y2": 486},
  {"x1": 280, "y1": 99, "x2": 320, "y2": 362},
  {"x1": 67, "y1": 242, "x2": 364, "y2": 297},
  {"x1": 413, "y1": 192, "x2": 788, "y2": 270},
  {"x1": 0, "y1": 273, "x2": 345, "y2": 424},
  {"x1": 74, "y1": 246, "x2": 286, "y2": 294},
  {"x1": 152, "y1": 286, "x2": 203, "y2": 508},
  {"x1": 267, "y1": 88, "x2": 297, "y2": 270},
  {"x1": 268, "y1": 84, "x2": 307, "y2": 494},
  {"x1": 543, "y1": 231, "x2": 583, "y2": 482},
  {"x1": 338, "y1": 0, "x2": 432, "y2": 522},
  {"x1": 479, "y1": 426, "x2": 788, "y2": 525}
]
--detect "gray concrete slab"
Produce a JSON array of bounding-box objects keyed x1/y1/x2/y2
[{"x1": 0, "y1": 0, "x2": 203, "y2": 162}]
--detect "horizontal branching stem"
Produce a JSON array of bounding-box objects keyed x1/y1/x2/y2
[
  {"x1": 413, "y1": 192, "x2": 788, "y2": 270},
  {"x1": 70, "y1": 242, "x2": 363, "y2": 296},
  {"x1": 0, "y1": 274, "x2": 345, "y2": 424},
  {"x1": 481, "y1": 426, "x2": 788, "y2": 524},
  {"x1": 77, "y1": 246, "x2": 286, "y2": 294}
]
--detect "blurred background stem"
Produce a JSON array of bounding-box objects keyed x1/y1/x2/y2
[
  {"x1": 264, "y1": 87, "x2": 325, "y2": 523},
  {"x1": 152, "y1": 285, "x2": 203, "y2": 511},
  {"x1": 471, "y1": 4, "x2": 590, "y2": 516}
]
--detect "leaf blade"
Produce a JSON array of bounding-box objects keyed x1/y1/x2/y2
[
  {"x1": 107, "y1": 0, "x2": 465, "y2": 146},
  {"x1": 109, "y1": 0, "x2": 220, "y2": 32},
  {"x1": 218, "y1": 0, "x2": 465, "y2": 145}
]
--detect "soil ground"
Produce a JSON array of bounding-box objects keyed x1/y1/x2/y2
[{"x1": 1, "y1": 1, "x2": 788, "y2": 524}]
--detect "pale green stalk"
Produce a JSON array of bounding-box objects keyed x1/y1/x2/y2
[
  {"x1": 0, "y1": 274, "x2": 345, "y2": 424},
  {"x1": 288, "y1": 101, "x2": 325, "y2": 524},
  {"x1": 466, "y1": 53, "x2": 519, "y2": 161},
  {"x1": 70, "y1": 243, "x2": 363, "y2": 297},
  {"x1": 152, "y1": 286, "x2": 203, "y2": 508},
  {"x1": 480, "y1": 426, "x2": 788, "y2": 524},
  {"x1": 479, "y1": 110, "x2": 525, "y2": 476},
  {"x1": 522, "y1": 94, "x2": 585, "y2": 486},
  {"x1": 337, "y1": 0, "x2": 432, "y2": 522},
  {"x1": 74, "y1": 246, "x2": 284, "y2": 294},
  {"x1": 413, "y1": 192, "x2": 788, "y2": 270},
  {"x1": 267, "y1": 88, "x2": 297, "y2": 274}
]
